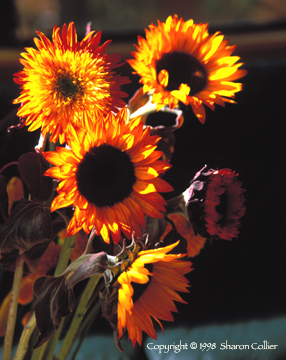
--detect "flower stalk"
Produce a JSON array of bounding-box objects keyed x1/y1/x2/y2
[
  {"x1": 13, "y1": 313, "x2": 37, "y2": 360},
  {"x1": 56, "y1": 274, "x2": 102, "y2": 360}
]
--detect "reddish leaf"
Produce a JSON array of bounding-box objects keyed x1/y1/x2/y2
[
  {"x1": 18, "y1": 152, "x2": 53, "y2": 202},
  {"x1": 33, "y1": 252, "x2": 108, "y2": 347},
  {"x1": 33, "y1": 274, "x2": 74, "y2": 348},
  {"x1": 21, "y1": 240, "x2": 51, "y2": 273},
  {"x1": 69, "y1": 252, "x2": 108, "y2": 286},
  {"x1": 0, "y1": 249, "x2": 20, "y2": 271},
  {"x1": 0, "y1": 199, "x2": 52, "y2": 253}
]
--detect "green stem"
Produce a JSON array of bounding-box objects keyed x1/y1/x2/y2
[
  {"x1": 70, "y1": 301, "x2": 101, "y2": 360},
  {"x1": 31, "y1": 234, "x2": 76, "y2": 360},
  {"x1": 13, "y1": 313, "x2": 37, "y2": 360},
  {"x1": 56, "y1": 274, "x2": 102, "y2": 360},
  {"x1": 54, "y1": 234, "x2": 76, "y2": 276},
  {"x1": 30, "y1": 341, "x2": 48, "y2": 360},
  {"x1": 3, "y1": 256, "x2": 24, "y2": 360}
]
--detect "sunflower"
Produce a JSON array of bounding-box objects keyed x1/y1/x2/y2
[
  {"x1": 184, "y1": 167, "x2": 246, "y2": 241},
  {"x1": 13, "y1": 22, "x2": 130, "y2": 143},
  {"x1": 128, "y1": 14, "x2": 247, "y2": 123},
  {"x1": 42, "y1": 107, "x2": 173, "y2": 244},
  {"x1": 115, "y1": 241, "x2": 191, "y2": 346}
]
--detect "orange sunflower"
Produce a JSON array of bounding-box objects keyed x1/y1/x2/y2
[
  {"x1": 13, "y1": 22, "x2": 130, "y2": 143},
  {"x1": 42, "y1": 107, "x2": 173, "y2": 244},
  {"x1": 128, "y1": 14, "x2": 247, "y2": 123},
  {"x1": 115, "y1": 241, "x2": 191, "y2": 346}
]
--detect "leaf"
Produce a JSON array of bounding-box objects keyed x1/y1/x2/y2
[
  {"x1": 21, "y1": 240, "x2": 51, "y2": 273},
  {"x1": 33, "y1": 252, "x2": 108, "y2": 347},
  {"x1": 0, "y1": 199, "x2": 52, "y2": 253},
  {"x1": 18, "y1": 152, "x2": 53, "y2": 202},
  {"x1": 33, "y1": 274, "x2": 75, "y2": 348},
  {"x1": 0, "y1": 249, "x2": 20, "y2": 271},
  {"x1": 68, "y1": 252, "x2": 108, "y2": 287},
  {"x1": 0, "y1": 175, "x2": 9, "y2": 222}
]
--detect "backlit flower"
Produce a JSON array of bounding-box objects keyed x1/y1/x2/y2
[
  {"x1": 115, "y1": 241, "x2": 191, "y2": 346},
  {"x1": 43, "y1": 107, "x2": 173, "y2": 244},
  {"x1": 184, "y1": 167, "x2": 246, "y2": 240},
  {"x1": 13, "y1": 22, "x2": 130, "y2": 143},
  {"x1": 128, "y1": 14, "x2": 246, "y2": 123}
]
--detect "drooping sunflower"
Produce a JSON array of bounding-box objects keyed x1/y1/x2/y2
[
  {"x1": 13, "y1": 22, "x2": 130, "y2": 143},
  {"x1": 184, "y1": 167, "x2": 246, "y2": 241},
  {"x1": 115, "y1": 241, "x2": 191, "y2": 346},
  {"x1": 42, "y1": 107, "x2": 173, "y2": 244},
  {"x1": 128, "y1": 14, "x2": 247, "y2": 123}
]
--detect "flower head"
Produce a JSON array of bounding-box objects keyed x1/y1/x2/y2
[
  {"x1": 184, "y1": 166, "x2": 246, "y2": 240},
  {"x1": 43, "y1": 107, "x2": 173, "y2": 243},
  {"x1": 128, "y1": 14, "x2": 246, "y2": 123},
  {"x1": 115, "y1": 241, "x2": 191, "y2": 346},
  {"x1": 13, "y1": 22, "x2": 130, "y2": 143}
]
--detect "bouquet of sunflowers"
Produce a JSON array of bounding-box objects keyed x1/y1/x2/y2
[{"x1": 0, "y1": 15, "x2": 246, "y2": 360}]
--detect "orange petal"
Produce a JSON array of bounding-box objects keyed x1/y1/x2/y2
[
  {"x1": 7, "y1": 177, "x2": 24, "y2": 215},
  {"x1": 158, "y1": 69, "x2": 169, "y2": 87},
  {"x1": 19, "y1": 276, "x2": 34, "y2": 305}
]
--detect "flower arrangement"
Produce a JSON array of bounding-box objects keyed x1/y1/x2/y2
[{"x1": 0, "y1": 15, "x2": 246, "y2": 360}]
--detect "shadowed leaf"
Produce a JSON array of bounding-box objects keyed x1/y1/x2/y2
[
  {"x1": 33, "y1": 274, "x2": 74, "y2": 348},
  {"x1": 0, "y1": 199, "x2": 52, "y2": 253},
  {"x1": 21, "y1": 240, "x2": 51, "y2": 273},
  {"x1": 33, "y1": 252, "x2": 108, "y2": 348},
  {"x1": 18, "y1": 152, "x2": 53, "y2": 202}
]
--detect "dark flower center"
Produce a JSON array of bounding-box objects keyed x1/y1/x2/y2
[
  {"x1": 57, "y1": 75, "x2": 80, "y2": 98},
  {"x1": 215, "y1": 188, "x2": 228, "y2": 225},
  {"x1": 156, "y1": 51, "x2": 207, "y2": 95},
  {"x1": 76, "y1": 144, "x2": 136, "y2": 208},
  {"x1": 131, "y1": 264, "x2": 153, "y2": 303}
]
